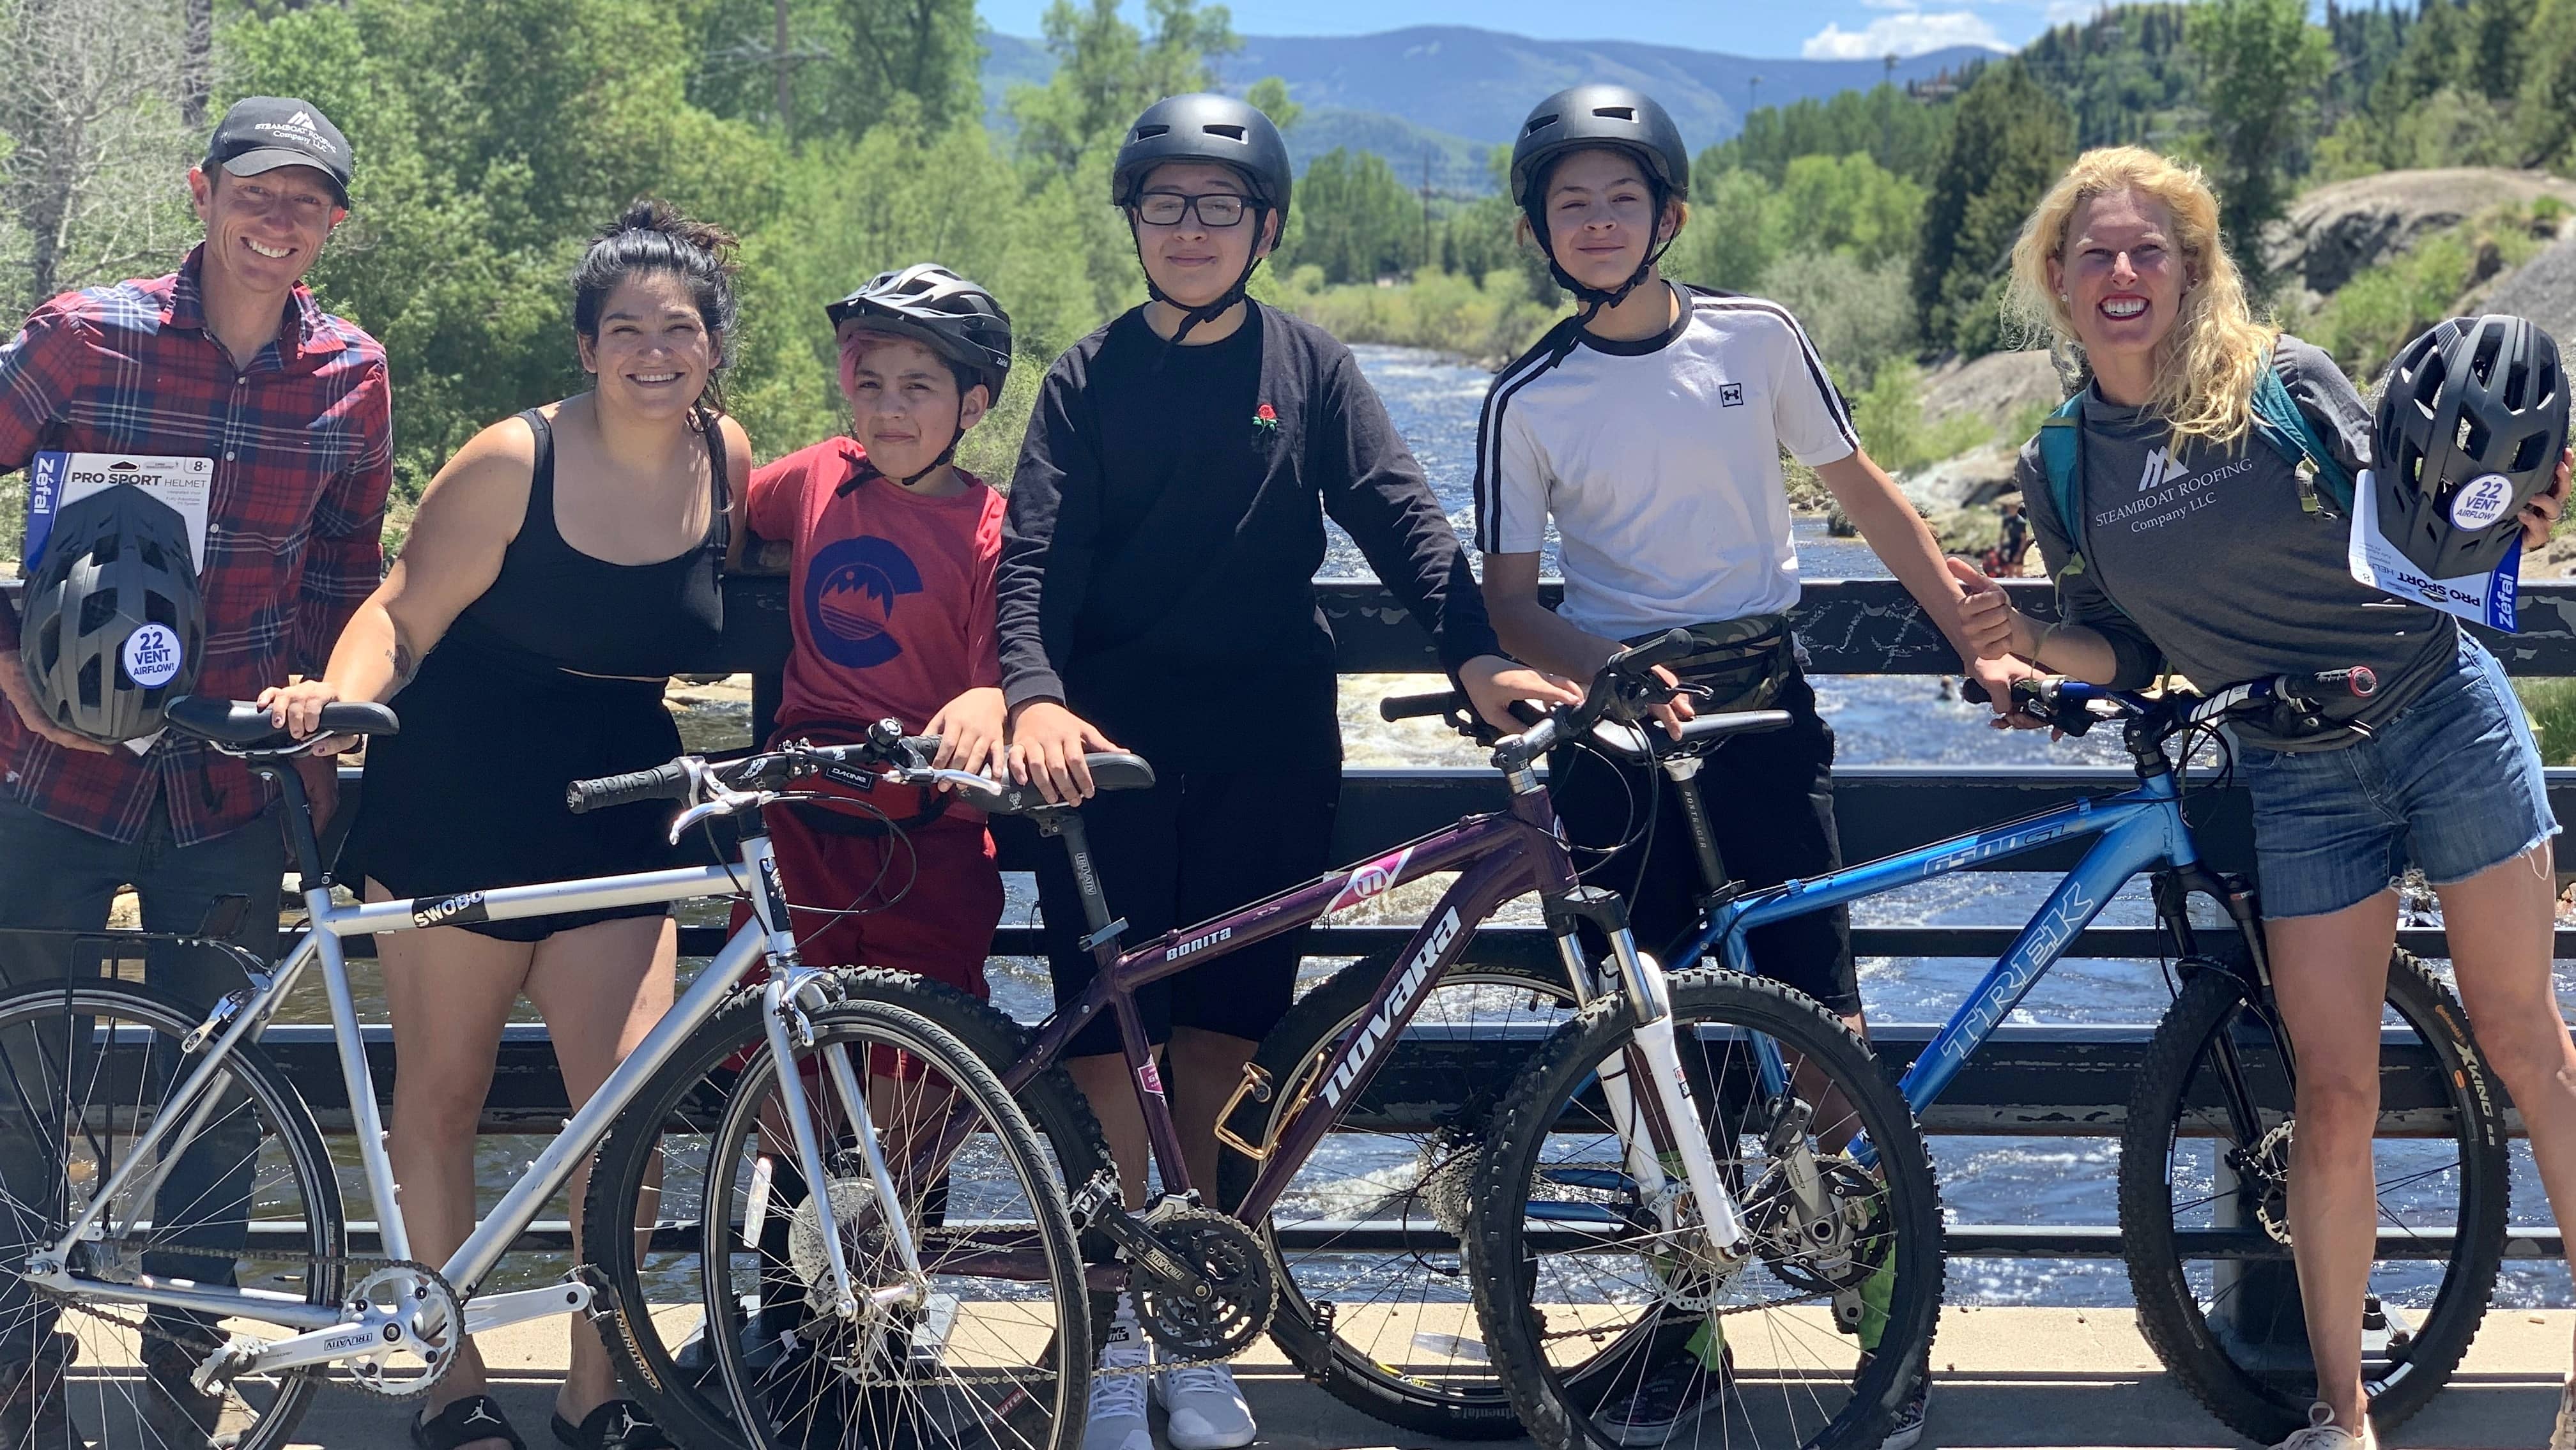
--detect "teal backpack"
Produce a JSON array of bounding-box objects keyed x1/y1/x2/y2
[{"x1": 2035, "y1": 355, "x2": 2352, "y2": 581}]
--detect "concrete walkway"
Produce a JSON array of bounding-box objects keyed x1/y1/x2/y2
[{"x1": 282, "y1": 1306, "x2": 2576, "y2": 1449}]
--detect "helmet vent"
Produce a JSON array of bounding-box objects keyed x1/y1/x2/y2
[
  {"x1": 2471, "y1": 323, "x2": 2505, "y2": 385},
  {"x1": 2460, "y1": 416, "x2": 2490, "y2": 459},
  {"x1": 1133, "y1": 125, "x2": 1171, "y2": 140},
  {"x1": 91, "y1": 533, "x2": 119, "y2": 565},
  {"x1": 35, "y1": 618, "x2": 59, "y2": 673},
  {"x1": 1524, "y1": 113, "x2": 1561, "y2": 134},
  {"x1": 75, "y1": 657, "x2": 101, "y2": 710},
  {"x1": 145, "y1": 590, "x2": 177, "y2": 629},
  {"x1": 1204, "y1": 124, "x2": 1245, "y2": 141},
  {"x1": 77, "y1": 589, "x2": 119, "y2": 637},
  {"x1": 2512, "y1": 430, "x2": 2554, "y2": 473},
  {"x1": 137, "y1": 537, "x2": 167, "y2": 572},
  {"x1": 1594, "y1": 105, "x2": 1637, "y2": 121}
]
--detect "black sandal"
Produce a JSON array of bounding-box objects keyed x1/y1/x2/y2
[
  {"x1": 413, "y1": 1394, "x2": 528, "y2": 1450},
  {"x1": 550, "y1": 1400, "x2": 672, "y2": 1450}
]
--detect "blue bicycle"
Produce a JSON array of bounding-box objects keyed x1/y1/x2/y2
[{"x1": 1432, "y1": 671, "x2": 2506, "y2": 1450}]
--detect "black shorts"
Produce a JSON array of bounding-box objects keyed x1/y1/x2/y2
[
  {"x1": 1034, "y1": 767, "x2": 1339, "y2": 1057},
  {"x1": 1548, "y1": 668, "x2": 1859, "y2": 1016}
]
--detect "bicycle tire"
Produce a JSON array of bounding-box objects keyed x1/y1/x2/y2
[
  {"x1": 0, "y1": 978, "x2": 345, "y2": 1450},
  {"x1": 584, "y1": 980, "x2": 1092, "y2": 1450},
  {"x1": 1465, "y1": 970, "x2": 1943, "y2": 1450},
  {"x1": 2119, "y1": 947, "x2": 2506, "y2": 1441},
  {"x1": 1215, "y1": 950, "x2": 1578, "y2": 1439}
]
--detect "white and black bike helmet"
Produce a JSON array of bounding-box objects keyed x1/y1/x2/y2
[
  {"x1": 825, "y1": 263, "x2": 1013, "y2": 401},
  {"x1": 19, "y1": 484, "x2": 203, "y2": 744},
  {"x1": 1508, "y1": 85, "x2": 1692, "y2": 321},
  {"x1": 2374, "y1": 313, "x2": 2568, "y2": 579}
]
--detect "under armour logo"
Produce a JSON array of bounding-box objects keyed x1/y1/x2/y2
[{"x1": 1718, "y1": 382, "x2": 1745, "y2": 408}]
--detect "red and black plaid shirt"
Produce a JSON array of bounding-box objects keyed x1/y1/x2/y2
[{"x1": 0, "y1": 245, "x2": 391, "y2": 846}]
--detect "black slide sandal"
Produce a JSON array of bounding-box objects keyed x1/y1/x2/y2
[
  {"x1": 413, "y1": 1394, "x2": 528, "y2": 1450},
  {"x1": 551, "y1": 1400, "x2": 673, "y2": 1450}
]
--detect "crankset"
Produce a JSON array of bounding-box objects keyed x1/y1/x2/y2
[{"x1": 1076, "y1": 1189, "x2": 1276, "y2": 1363}]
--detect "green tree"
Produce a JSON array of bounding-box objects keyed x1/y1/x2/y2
[
  {"x1": 1666, "y1": 166, "x2": 1781, "y2": 293},
  {"x1": 2186, "y1": 0, "x2": 2331, "y2": 290},
  {"x1": 688, "y1": 0, "x2": 982, "y2": 142},
  {"x1": 2522, "y1": 0, "x2": 2576, "y2": 167},
  {"x1": 1775, "y1": 152, "x2": 1924, "y2": 261},
  {"x1": 1007, "y1": 0, "x2": 1239, "y2": 181},
  {"x1": 1703, "y1": 84, "x2": 1952, "y2": 186},
  {"x1": 1291, "y1": 147, "x2": 1418, "y2": 284},
  {"x1": 1913, "y1": 58, "x2": 2072, "y2": 355}
]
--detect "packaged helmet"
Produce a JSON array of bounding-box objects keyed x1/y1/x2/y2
[
  {"x1": 825, "y1": 263, "x2": 1013, "y2": 401},
  {"x1": 18, "y1": 484, "x2": 204, "y2": 744},
  {"x1": 1111, "y1": 93, "x2": 1293, "y2": 223},
  {"x1": 2373, "y1": 314, "x2": 2568, "y2": 579}
]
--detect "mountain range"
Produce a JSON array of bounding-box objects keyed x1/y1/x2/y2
[{"x1": 980, "y1": 26, "x2": 1995, "y2": 192}]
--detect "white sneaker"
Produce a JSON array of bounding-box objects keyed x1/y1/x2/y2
[
  {"x1": 2550, "y1": 1377, "x2": 2576, "y2": 1450},
  {"x1": 2272, "y1": 1402, "x2": 2377, "y2": 1450},
  {"x1": 1084, "y1": 1297, "x2": 1152, "y2": 1450},
  {"x1": 1154, "y1": 1357, "x2": 1256, "y2": 1450}
]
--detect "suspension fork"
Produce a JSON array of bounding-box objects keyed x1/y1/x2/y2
[{"x1": 1545, "y1": 887, "x2": 1747, "y2": 1256}]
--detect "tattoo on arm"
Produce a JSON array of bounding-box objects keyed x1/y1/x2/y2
[{"x1": 388, "y1": 639, "x2": 418, "y2": 692}]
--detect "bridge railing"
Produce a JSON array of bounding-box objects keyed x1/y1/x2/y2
[{"x1": 26, "y1": 574, "x2": 2576, "y2": 1262}]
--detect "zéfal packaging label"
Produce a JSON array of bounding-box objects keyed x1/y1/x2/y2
[{"x1": 24, "y1": 453, "x2": 211, "y2": 574}]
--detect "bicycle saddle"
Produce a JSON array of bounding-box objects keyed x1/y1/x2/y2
[
  {"x1": 164, "y1": 696, "x2": 399, "y2": 752},
  {"x1": 1588, "y1": 710, "x2": 1792, "y2": 765},
  {"x1": 959, "y1": 752, "x2": 1156, "y2": 815}
]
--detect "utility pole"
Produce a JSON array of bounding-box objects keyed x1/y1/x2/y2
[
  {"x1": 774, "y1": 0, "x2": 794, "y2": 146},
  {"x1": 1881, "y1": 52, "x2": 1897, "y2": 166},
  {"x1": 1422, "y1": 151, "x2": 1436, "y2": 275},
  {"x1": 1747, "y1": 73, "x2": 1763, "y2": 118}
]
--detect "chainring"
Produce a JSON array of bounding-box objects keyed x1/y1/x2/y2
[
  {"x1": 1131, "y1": 1203, "x2": 1276, "y2": 1363},
  {"x1": 338, "y1": 1263, "x2": 467, "y2": 1400}
]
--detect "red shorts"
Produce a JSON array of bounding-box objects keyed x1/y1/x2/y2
[
  {"x1": 732, "y1": 807, "x2": 1002, "y2": 998},
  {"x1": 729, "y1": 808, "x2": 1002, "y2": 1081}
]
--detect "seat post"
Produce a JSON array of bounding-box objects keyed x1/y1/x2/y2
[
  {"x1": 1662, "y1": 752, "x2": 1734, "y2": 899},
  {"x1": 250, "y1": 761, "x2": 331, "y2": 890},
  {"x1": 1040, "y1": 810, "x2": 1119, "y2": 941}
]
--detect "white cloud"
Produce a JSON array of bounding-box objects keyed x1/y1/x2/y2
[{"x1": 1802, "y1": 10, "x2": 2011, "y2": 57}]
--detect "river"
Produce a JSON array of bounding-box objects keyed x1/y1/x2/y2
[{"x1": 385, "y1": 341, "x2": 2564, "y2": 1309}]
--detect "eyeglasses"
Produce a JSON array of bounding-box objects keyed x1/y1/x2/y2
[{"x1": 1134, "y1": 192, "x2": 1250, "y2": 228}]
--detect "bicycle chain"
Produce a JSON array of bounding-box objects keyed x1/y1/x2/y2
[{"x1": 33, "y1": 1238, "x2": 457, "y2": 1401}]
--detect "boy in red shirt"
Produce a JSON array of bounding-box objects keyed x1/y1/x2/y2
[{"x1": 740, "y1": 264, "x2": 1016, "y2": 995}]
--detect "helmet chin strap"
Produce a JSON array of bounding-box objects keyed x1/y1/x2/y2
[
  {"x1": 1532, "y1": 185, "x2": 1678, "y2": 339},
  {"x1": 839, "y1": 399, "x2": 969, "y2": 494},
  {"x1": 1133, "y1": 208, "x2": 1271, "y2": 355}
]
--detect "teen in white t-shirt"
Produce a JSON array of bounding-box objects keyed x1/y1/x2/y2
[{"x1": 1473, "y1": 84, "x2": 2028, "y2": 1450}]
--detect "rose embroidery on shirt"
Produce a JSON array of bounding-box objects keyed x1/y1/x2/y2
[{"x1": 1252, "y1": 402, "x2": 1280, "y2": 452}]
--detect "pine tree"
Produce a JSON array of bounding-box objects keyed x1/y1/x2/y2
[
  {"x1": 2188, "y1": 0, "x2": 2331, "y2": 294},
  {"x1": 1912, "y1": 58, "x2": 2073, "y2": 355},
  {"x1": 2523, "y1": 0, "x2": 2576, "y2": 167}
]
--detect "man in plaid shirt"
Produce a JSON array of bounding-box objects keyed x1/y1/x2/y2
[{"x1": 0, "y1": 96, "x2": 389, "y2": 1442}]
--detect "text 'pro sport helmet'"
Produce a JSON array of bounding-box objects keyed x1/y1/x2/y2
[
  {"x1": 19, "y1": 484, "x2": 203, "y2": 744},
  {"x1": 1509, "y1": 85, "x2": 1692, "y2": 320},
  {"x1": 1112, "y1": 93, "x2": 1294, "y2": 346},
  {"x1": 2373, "y1": 314, "x2": 2568, "y2": 579},
  {"x1": 825, "y1": 263, "x2": 1013, "y2": 401}
]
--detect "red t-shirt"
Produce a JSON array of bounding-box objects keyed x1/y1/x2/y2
[{"x1": 747, "y1": 437, "x2": 1004, "y2": 735}]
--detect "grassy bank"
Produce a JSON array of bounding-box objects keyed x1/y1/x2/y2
[{"x1": 1270, "y1": 266, "x2": 1567, "y2": 366}]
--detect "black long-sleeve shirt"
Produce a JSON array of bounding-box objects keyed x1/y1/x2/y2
[{"x1": 997, "y1": 303, "x2": 1500, "y2": 770}]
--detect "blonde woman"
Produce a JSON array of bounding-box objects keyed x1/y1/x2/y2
[{"x1": 1952, "y1": 145, "x2": 2576, "y2": 1450}]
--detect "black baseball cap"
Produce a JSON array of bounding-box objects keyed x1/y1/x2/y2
[{"x1": 204, "y1": 98, "x2": 352, "y2": 206}]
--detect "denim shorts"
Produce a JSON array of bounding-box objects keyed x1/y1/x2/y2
[{"x1": 2238, "y1": 634, "x2": 2557, "y2": 920}]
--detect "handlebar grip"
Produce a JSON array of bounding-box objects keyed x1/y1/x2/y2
[
  {"x1": 1961, "y1": 680, "x2": 1991, "y2": 706},
  {"x1": 1381, "y1": 690, "x2": 1463, "y2": 722},
  {"x1": 566, "y1": 761, "x2": 691, "y2": 814},
  {"x1": 2294, "y1": 666, "x2": 2379, "y2": 702},
  {"x1": 1606, "y1": 627, "x2": 1698, "y2": 676}
]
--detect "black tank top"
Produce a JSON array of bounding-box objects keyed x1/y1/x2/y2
[{"x1": 443, "y1": 406, "x2": 727, "y2": 680}]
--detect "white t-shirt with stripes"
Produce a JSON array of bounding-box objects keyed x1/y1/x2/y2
[{"x1": 1473, "y1": 285, "x2": 1858, "y2": 639}]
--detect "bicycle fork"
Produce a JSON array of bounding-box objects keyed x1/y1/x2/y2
[{"x1": 1547, "y1": 894, "x2": 1749, "y2": 1260}]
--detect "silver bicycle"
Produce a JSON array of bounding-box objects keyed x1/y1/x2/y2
[{"x1": 0, "y1": 696, "x2": 1087, "y2": 1450}]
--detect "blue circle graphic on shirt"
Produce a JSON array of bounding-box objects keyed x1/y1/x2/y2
[{"x1": 804, "y1": 535, "x2": 923, "y2": 668}]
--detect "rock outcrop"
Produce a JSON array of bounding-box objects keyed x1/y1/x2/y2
[
  {"x1": 1920, "y1": 349, "x2": 2067, "y2": 435},
  {"x1": 2263, "y1": 168, "x2": 2576, "y2": 303}
]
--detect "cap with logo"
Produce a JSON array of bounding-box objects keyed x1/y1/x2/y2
[{"x1": 205, "y1": 98, "x2": 351, "y2": 206}]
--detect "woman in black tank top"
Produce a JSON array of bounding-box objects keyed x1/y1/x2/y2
[{"x1": 258, "y1": 203, "x2": 745, "y2": 1450}]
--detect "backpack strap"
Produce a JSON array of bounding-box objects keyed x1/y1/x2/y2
[
  {"x1": 2036, "y1": 395, "x2": 2088, "y2": 578},
  {"x1": 2248, "y1": 355, "x2": 2354, "y2": 515}
]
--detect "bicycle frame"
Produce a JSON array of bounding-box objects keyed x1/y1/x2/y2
[
  {"x1": 19, "y1": 763, "x2": 893, "y2": 1375},
  {"x1": 1686, "y1": 768, "x2": 2200, "y2": 1120}
]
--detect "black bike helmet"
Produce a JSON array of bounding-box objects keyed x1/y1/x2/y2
[
  {"x1": 1509, "y1": 85, "x2": 1692, "y2": 322},
  {"x1": 18, "y1": 483, "x2": 204, "y2": 744},
  {"x1": 2373, "y1": 313, "x2": 2568, "y2": 579},
  {"x1": 825, "y1": 263, "x2": 1013, "y2": 401},
  {"x1": 1112, "y1": 93, "x2": 1294, "y2": 346}
]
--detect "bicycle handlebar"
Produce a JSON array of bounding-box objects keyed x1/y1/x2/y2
[
  {"x1": 1962, "y1": 666, "x2": 2378, "y2": 739},
  {"x1": 565, "y1": 761, "x2": 693, "y2": 814}
]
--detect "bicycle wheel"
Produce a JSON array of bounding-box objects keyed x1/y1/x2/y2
[
  {"x1": 2119, "y1": 947, "x2": 2506, "y2": 1441},
  {"x1": 0, "y1": 978, "x2": 344, "y2": 1450},
  {"x1": 1215, "y1": 950, "x2": 1579, "y2": 1437},
  {"x1": 585, "y1": 981, "x2": 1091, "y2": 1450},
  {"x1": 1466, "y1": 971, "x2": 1943, "y2": 1450}
]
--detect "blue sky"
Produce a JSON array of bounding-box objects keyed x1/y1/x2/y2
[{"x1": 978, "y1": 0, "x2": 2120, "y2": 59}]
